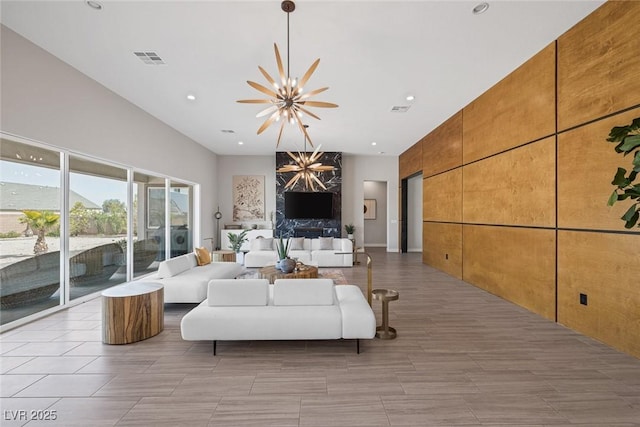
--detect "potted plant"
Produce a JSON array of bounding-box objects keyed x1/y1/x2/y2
[
  {"x1": 345, "y1": 223, "x2": 355, "y2": 240},
  {"x1": 607, "y1": 117, "x2": 640, "y2": 228},
  {"x1": 228, "y1": 230, "x2": 249, "y2": 263},
  {"x1": 275, "y1": 236, "x2": 295, "y2": 272}
]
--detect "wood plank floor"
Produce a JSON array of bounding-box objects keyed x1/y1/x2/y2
[{"x1": 1, "y1": 248, "x2": 639, "y2": 426}]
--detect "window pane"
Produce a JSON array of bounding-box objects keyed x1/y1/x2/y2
[
  {"x1": 69, "y1": 155, "x2": 127, "y2": 300},
  {"x1": 133, "y1": 172, "x2": 164, "y2": 277},
  {"x1": 0, "y1": 138, "x2": 61, "y2": 325},
  {"x1": 170, "y1": 181, "x2": 193, "y2": 257}
]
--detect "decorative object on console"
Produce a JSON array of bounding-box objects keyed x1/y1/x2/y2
[
  {"x1": 236, "y1": 0, "x2": 338, "y2": 147},
  {"x1": 228, "y1": 230, "x2": 249, "y2": 254},
  {"x1": 232, "y1": 175, "x2": 265, "y2": 221}
]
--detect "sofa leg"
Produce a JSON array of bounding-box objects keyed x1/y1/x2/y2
[
  {"x1": 213, "y1": 340, "x2": 217, "y2": 356},
  {"x1": 356, "y1": 339, "x2": 360, "y2": 354}
]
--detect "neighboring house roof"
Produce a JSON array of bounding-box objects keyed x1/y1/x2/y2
[{"x1": 0, "y1": 181, "x2": 101, "y2": 211}]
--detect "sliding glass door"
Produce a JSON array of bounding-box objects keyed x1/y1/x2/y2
[
  {"x1": 0, "y1": 138, "x2": 62, "y2": 324},
  {"x1": 0, "y1": 134, "x2": 199, "y2": 328}
]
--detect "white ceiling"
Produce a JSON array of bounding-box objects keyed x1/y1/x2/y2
[{"x1": 1, "y1": 1, "x2": 604, "y2": 157}]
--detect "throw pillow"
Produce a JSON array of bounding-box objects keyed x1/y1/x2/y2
[
  {"x1": 289, "y1": 237, "x2": 305, "y2": 250},
  {"x1": 258, "y1": 237, "x2": 274, "y2": 250},
  {"x1": 194, "y1": 247, "x2": 212, "y2": 266},
  {"x1": 318, "y1": 237, "x2": 334, "y2": 250}
]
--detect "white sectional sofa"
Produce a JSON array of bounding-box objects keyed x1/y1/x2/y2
[
  {"x1": 244, "y1": 237, "x2": 353, "y2": 267},
  {"x1": 147, "y1": 253, "x2": 243, "y2": 303},
  {"x1": 180, "y1": 278, "x2": 375, "y2": 354}
]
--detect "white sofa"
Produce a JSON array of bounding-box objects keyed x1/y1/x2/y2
[
  {"x1": 244, "y1": 237, "x2": 353, "y2": 267},
  {"x1": 180, "y1": 278, "x2": 375, "y2": 354},
  {"x1": 147, "y1": 253, "x2": 243, "y2": 303}
]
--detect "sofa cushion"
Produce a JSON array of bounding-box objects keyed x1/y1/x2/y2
[
  {"x1": 258, "y1": 238, "x2": 274, "y2": 250},
  {"x1": 157, "y1": 254, "x2": 192, "y2": 278},
  {"x1": 208, "y1": 279, "x2": 269, "y2": 307},
  {"x1": 273, "y1": 279, "x2": 335, "y2": 306},
  {"x1": 318, "y1": 237, "x2": 334, "y2": 250},
  {"x1": 289, "y1": 237, "x2": 305, "y2": 250},
  {"x1": 194, "y1": 247, "x2": 212, "y2": 266}
]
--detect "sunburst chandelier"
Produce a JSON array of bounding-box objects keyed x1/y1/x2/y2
[
  {"x1": 237, "y1": 0, "x2": 338, "y2": 148},
  {"x1": 277, "y1": 126, "x2": 335, "y2": 191}
]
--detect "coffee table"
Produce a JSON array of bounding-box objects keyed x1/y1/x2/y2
[{"x1": 259, "y1": 264, "x2": 318, "y2": 284}]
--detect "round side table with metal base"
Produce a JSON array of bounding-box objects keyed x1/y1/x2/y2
[{"x1": 372, "y1": 288, "x2": 399, "y2": 339}]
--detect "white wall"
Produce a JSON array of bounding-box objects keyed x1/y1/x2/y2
[
  {"x1": 0, "y1": 26, "x2": 219, "y2": 242},
  {"x1": 342, "y1": 155, "x2": 399, "y2": 252},
  {"x1": 407, "y1": 174, "x2": 423, "y2": 252},
  {"x1": 216, "y1": 155, "x2": 276, "y2": 229},
  {"x1": 363, "y1": 181, "x2": 388, "y2": 247}
]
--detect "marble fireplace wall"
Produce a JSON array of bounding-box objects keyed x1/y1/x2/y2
[{"x1": 275, "y1": 151, "x2": 342, "y2": 238}]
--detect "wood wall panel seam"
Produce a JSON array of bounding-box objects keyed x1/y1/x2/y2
[{"x1": 556, "y1": 103, "x2": 640, "y2": 136}]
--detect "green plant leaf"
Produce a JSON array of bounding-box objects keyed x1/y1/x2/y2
[
  {"x1": 607, "y1": 125, "x2": 631, "y2": 142},
  {"x1": 619, "y1": 134, "x2": 640, "y2": 153},
  {"x1": 621, "y1": 204, "x2": 638, "y2": 221},
  {"x1": 623, "y1": 209, "x2": 639, "y2": 229},
  {"x1": 611, "y1": 167, "x2": 629, "y2": 186},
  {"x1": 608, "y1": 190, "x2": 619, "y2": 206}
]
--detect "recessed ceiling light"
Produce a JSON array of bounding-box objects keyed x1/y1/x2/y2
[
  {"x1": 186, "y1": 94, "x2": 196, "y2": 101},
  {"x1": 86, "y1": 1, "x2": 102, "y2": 10},
  {"x1": 473, "y1": 2, "x2": 489, "y2": 15},
  {"x1": 405, "y1": 95, "x2": 415, "y2": 102},
  {"x1": 238, "y1": 141, "x2": 244, "y2": 145},
  {"x1": 371, "y1": 142, "x2": 377, "y2": 146}
]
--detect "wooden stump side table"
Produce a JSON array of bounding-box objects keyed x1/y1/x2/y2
[
  {"x1": 372, "y1": 288, "x2": 399, "y2": 339},
  {"x1": 102, "y1": 282, "x2": 164, "y2": 345},
  {"x1": 211, "y1": 250, "x2": 236, "y2": 262}
]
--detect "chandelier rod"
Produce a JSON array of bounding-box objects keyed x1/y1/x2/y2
[{"x1": 286, "y1": 10, "x2": 290, "y2": 80}]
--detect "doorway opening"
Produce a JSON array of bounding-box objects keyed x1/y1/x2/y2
[{"x1": 363, "y1": 180, "x2": 388, "y2": 248}]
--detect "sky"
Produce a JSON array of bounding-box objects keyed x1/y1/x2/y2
[{"x1": 1, "y1": 160, "x2": 126, "y2": 206}]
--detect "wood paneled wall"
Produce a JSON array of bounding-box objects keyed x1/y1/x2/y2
[
  {"x1": 405, "y1": 0, "x2": 640, "y2": 358},
  {"x1": 422, "y1": 111, "x2": 463, "y2": 177},
  {"x1": 399, "y1": 139, "x2": 422, "y2": 180},
  {"x1": 463, "y1": 225, "x2": 556, "y2": 321},
  {"x1": 558, "y1": 231, "x2": 640, "y2": 357},
  {"x1": 558, "y1": 108, "x2": 640, "y2": 230},
  {"x1": 423, "y1": 169, "x2": 462, "y2": 223},
  {"x1": 423, "y1": 222, "x2": 462, "y2": 279},
  {"x1": 463, "y1": 137, "x2": 556, "y2": 227},
  {"x1": 462, "y1": 43, "x2": 556, "y2": 164},
  {"x1": 557, "y1": 1, "x2": 640, "y2": 131}
]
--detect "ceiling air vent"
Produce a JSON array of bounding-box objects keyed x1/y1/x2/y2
[
  {"x1": 221, "y1": 130, "x2": 236, "y2": 134},
  {"x1": 133, "y1": 51, "x2": 166, "y2": 65},
  {"x1": 390, "y1": 105, "x2": 411, "y2": 113}
]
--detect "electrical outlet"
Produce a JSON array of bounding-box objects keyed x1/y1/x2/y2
[{"x1": 580, "y1": 293, "x2": 588, "y2": 306}]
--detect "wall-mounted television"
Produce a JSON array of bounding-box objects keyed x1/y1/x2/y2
[{"x1": 285, "y1": 191, "x2": 333, "y2": 219}]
